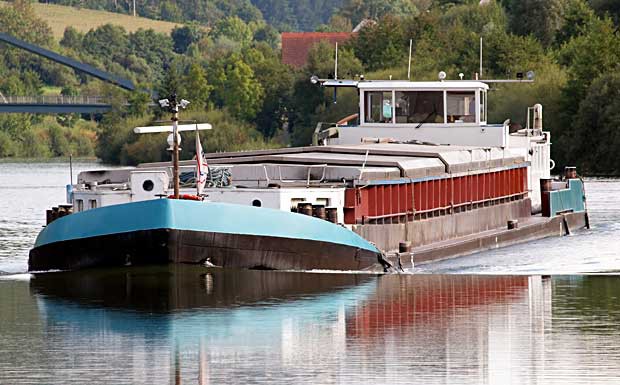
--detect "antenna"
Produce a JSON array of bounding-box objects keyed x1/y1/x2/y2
[
  {"x1": 134, "y1": 123, "x2": 212, "y2": 134},
  {"x1": 334, "y1": 42, "x2": 338, "y2": 80},
  {"x1": 333, "y1": 43, "x2": 339, "y2": 104},
  {"x1": 479, "y1": 37, "x2": 483, "y2": 79},
  {"x1": 407, "y1": 39, "x2": 413, "y2": 80},
  {"x1": 69, "y1": 153, "x2": 73, "y2": 185}
]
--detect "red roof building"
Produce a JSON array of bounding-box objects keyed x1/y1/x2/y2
[{"x1": 281, "y1": 32, "x2": 353, "y2": 68}]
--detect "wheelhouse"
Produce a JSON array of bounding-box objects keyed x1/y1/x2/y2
[{"x1": 359, "y1": 81, "x2": 488, "y2": 126}]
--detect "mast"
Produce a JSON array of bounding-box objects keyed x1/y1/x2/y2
[
  {"x1": 171, "y1": 95, "x2": 180, "y2": 198},
  {"x1": 407, "y1": 39, "x2": 413, "y2": 80},
  {"x1": 155, "y1": 94, "x2": 191, "y2": 199},
  {"x1": 479, "y1": 37, "x2": 483, "y2": 79}
]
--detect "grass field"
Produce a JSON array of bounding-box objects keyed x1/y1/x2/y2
[
  {"x1": 41, "y1": 86, "x2": 62, "y2": 95},
  {"x1": 0, "y1": 1, "x2": 182, "y2": 39}
]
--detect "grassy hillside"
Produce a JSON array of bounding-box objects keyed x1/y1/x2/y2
[{"x1": 0, "y1": 1, "x2": 181, "y2": 39}]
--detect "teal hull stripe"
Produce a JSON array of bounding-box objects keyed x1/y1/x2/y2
[{"x1": 34, "y1": 199, "x2": 379, "y2": 253}]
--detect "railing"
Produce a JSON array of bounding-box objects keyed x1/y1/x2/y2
[
  {"x1": 312, "y1": 121, "x2": 338, "y2": 146},
  {"x1": 0, "y1": 95, "x2": 110, "y2": 104}
]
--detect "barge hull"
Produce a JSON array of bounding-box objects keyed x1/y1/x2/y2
[
  {"x1": 28, "y1": 199, "x2": 383, "y2": 272},
  {"x1": 386, "y1": 211, "x2": 588, "y2": 268},
  {"x1": 28, "y1": 229, "x2": 380, "y2": 272}
]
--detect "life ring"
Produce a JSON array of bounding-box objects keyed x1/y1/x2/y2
[
  {"x1": 168, "y1": 194, "x2": 203, "y2": 201},
  {"x1": 549, "y1": 159, "x2": 556, "y2": 171}
]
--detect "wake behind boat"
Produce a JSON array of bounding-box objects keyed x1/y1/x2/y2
[{"x1": 29, "y1": 75, "x2": 589, "y2": 272}]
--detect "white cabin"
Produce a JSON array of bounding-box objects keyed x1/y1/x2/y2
[
  {"x1": 314, "y1": 79, "x2": 551, "y2": 209},
  {"x1": 70, "y1": 79, "x2": 552, "y2": 218}
]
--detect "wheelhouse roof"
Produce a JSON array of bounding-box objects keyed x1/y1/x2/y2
[
  {"x1": 317, "y1": 79, "x2": 489, "y2": 90},
  {"x1": 357, "y1": 80, "x2": 489, "y2": 90}
]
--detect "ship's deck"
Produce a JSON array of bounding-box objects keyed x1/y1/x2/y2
[{"x1": 137, "y1": 143, "x2": 528, "y2": 184}]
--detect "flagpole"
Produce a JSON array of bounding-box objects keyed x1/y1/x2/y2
[
  {"x1": 172, "y1": 98, "x2": 180, "y2": 199},
  {"x1": 195, "y1": 124, "x2": 200, "y2": 196}
]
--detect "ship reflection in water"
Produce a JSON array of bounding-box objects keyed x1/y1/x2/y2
[{"x1": 0, "y1": 268, "x2": 619, "y2": 384}]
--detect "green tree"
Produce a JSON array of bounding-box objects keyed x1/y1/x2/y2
[
  {"x1": 191, "y1": 109, "x2": 275, "y2": 153},
  {"x1": 287, "y1": 42, "x2": 362, "y2": 146},
  {"x1": 60, "y1": 26, "x2": 84, "y2": 50},
  {"x1": 0, "y1": 0, "x2": 54, "y2": 46},
  {"x1": 488, "y1": 62, "x2": 567, "y2": 140},
  {"x1": 414, "y1": 2, "x2": 511, "y2": 79},
  {"x1": 128, "y1": 28, "x2": 174, "y2": 83},
  {"x1": 211, "y1": 16, "x2": 253, "y2": 46},
  {"x1": 0, "y1": 131, "x2": 18, "y2": 158},
  {"x1": 82, "y1": 24, "x2": 130, "y2": 63},
  {"x1": 159, "y1": 1, "x2": 183, "y2": 21},
  {"x1": 558, "y1": 17, "x2": 620, "y2": 113},
  {"x1": 339, "y1": 0, "x2": 418, "y2": 26},
  {"x1": 349, "y1": 15, "x2": 407, "y2": 71},
  {"x1": 19, "y1": 128, "x2": 52, "y2": 158},
  {"x1": 555, "y1": 17, "x2": 620, "y2": 168},
  {"x1": 246, "y1": 44, "x2": 296, "y2": 138},
  {"x1": 97, "y1": 110, "x2": 143, "y2": 164},
  {"x1": 555, "y1": 0, "x2": 596, "y2": 45},
  {"x1": 0, "y1": 114, "x2": 32, "y2": 143},
  {"x1": 307, "y1": 40, "x2": 363, "y2": 78},
  {"x1": 252, "y1": 0, "x2": 298, "y2": 30},
  {"x1": 482, "y1": 31, "x2": 547, "y2": 78},
  {"x1": 251, "y1": 0, "x2": 346, "y2": 31},
  {"x1": 47, "y1": 122, "x2": 71, "y2": 157},
  {"x1": 316, "y1": 15, "x2": 353, "y2": 32},
  {"x1": 157, "y1": 58, "x2": 186, "y2": 101},
  {"x1": 252, "y1": 23, "x2": 280, "y2": 49},
  {"x1": 501, "y1": 0, "x2": 565, "y2": 46},
  {"x1": 0, "y1": 73, "x2": 28, "y2": 96},
  {"x1": 183, "y1": 63, "x2": 213, "y2": 111},
  {"x1": 171, "y1": 23, "x2": 207, "y2": 54},
  {"x1": 572, "y1": 71, "x2": 620, "y2": 173},
  {"x1": 589, "y1": 0, "x2": 620, "y2": 25},
  {"x1": 220, "y1": 57, "x2": 264, "y2": 120},
  {"x1": 127, "y1": 89, "x2": 152, "y2": 117}
]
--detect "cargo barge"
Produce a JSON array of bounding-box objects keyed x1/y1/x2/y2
[{"x1": 29, "y1": 77, "x2": 588, "y2": 272}]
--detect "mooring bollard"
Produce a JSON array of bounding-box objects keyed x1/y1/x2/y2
[
  {"x1": 326, "y1": 207, "x2": 338, "y2": 223},
  {"x1": 540, "y1": 178, "x2": 553, "y2": 192},
  {"x1": 564, "y1": 166, "x2": 577, "y2": 179},
  {"x1": 297, "y1": 202, "x2": 313, "y2": 216},
  {"x1": 399, "y1": 241, "x2": 412, "y2": 254},
  {"x1": 312, "y1": 204, "x2": 326, "y2": 220}
]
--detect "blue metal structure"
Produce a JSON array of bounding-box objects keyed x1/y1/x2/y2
[
  {"x1": 0, "y1": 32, "x2": 135, "y2": 91},
  {"x1": 0, "y1": 103, "x2": 112, "y2": 113},
  {"x1": 542, "y1": 179, "x2": 587, "y2": 217},
  {"x1": 33, "y1": 199, "x2": 379, "y2": 253},
  {"x1": 0, "y1": 32, "x2": 137, "y2": 113}
]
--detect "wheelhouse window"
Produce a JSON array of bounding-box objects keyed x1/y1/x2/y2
[
  {"x1": 480, "y1": 90, "x2": 487, "y2": 122},
  {"x1": 395, "y1": 91, "x2": 444, "y2": 124},
  {"x1": 447, "y1": 91, "x2": 476, "y2": 123},
  {"x1": 365, "y1": 91, "x2": 393, "y2": 123}
]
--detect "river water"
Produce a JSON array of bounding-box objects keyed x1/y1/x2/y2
[{"x1": 1, "y1": 162, "x2": 620, "y2": 384}]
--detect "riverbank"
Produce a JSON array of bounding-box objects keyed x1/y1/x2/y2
[{"x1": 0, "y1": 156, "x2": 98, "y2": 164}]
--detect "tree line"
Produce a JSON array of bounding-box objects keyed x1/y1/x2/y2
[{"x1": 1, "y1": 0, "x2": 620, "y2": 174}]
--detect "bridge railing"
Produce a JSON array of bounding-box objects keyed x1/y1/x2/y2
[{"x1": 0, "y1": 95, "x2": 109, "y2": 105}]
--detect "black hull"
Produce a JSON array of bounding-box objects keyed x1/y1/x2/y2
[{"x1": 28, "y1": 229, "x2": 383, "y2": 272}]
